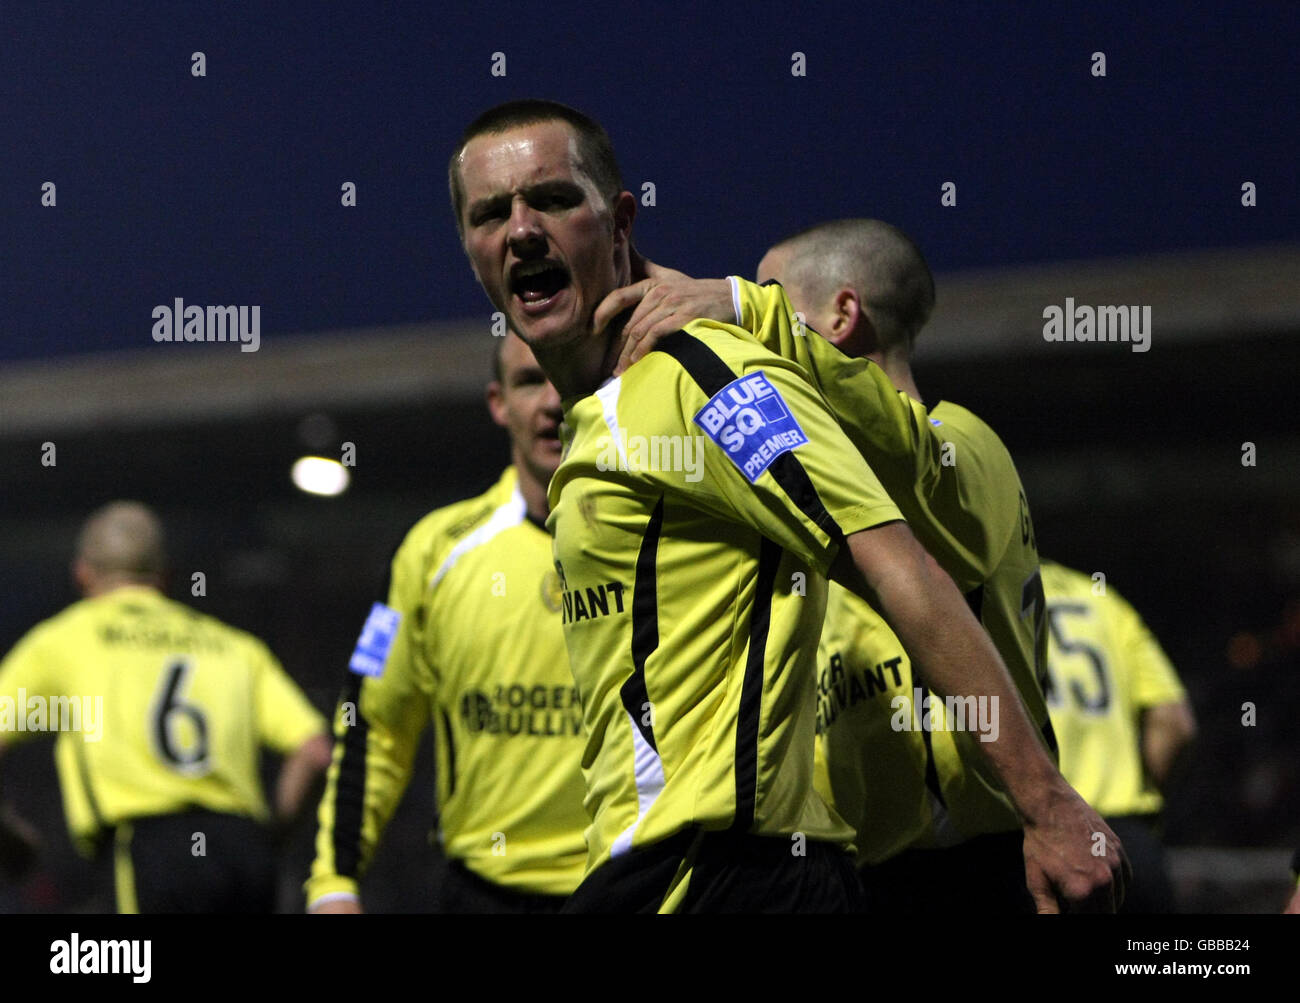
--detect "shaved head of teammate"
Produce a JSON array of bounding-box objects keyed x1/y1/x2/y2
[
  {"x1": 73, "y1": 501, "x2": 167, "y2": 592},
  {"x1": 758, "y1": 219, "x2": 932, "y2": 395}
]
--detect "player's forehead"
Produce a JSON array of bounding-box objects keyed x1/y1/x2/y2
[
  {"x1": 459, "y1": 120, "x2": 593, "y2": 202},
  {"x1": 499, "y1": 330, "x2": 544, "y2": 375}
]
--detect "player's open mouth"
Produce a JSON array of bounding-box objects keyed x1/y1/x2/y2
[{"x1": 511, "y1": 260, "x2": 570, "y2": 314}]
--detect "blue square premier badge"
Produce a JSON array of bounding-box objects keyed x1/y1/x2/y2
[
  {"x1": 349, "y1": 602, "x2": 402, "y2": 677},
  {"x1": 693, "y1": 371, "x2": 809, "y2": 483}
]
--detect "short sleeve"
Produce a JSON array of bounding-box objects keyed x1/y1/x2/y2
[
  {"x1": 1112, "y1": 594, "x2": 1185, "y2": 709},
  {"x1": 635, "y1": 332, "x2": 903, "y2": 576},
  {"x1": 0, "y1": 628, "x2": 60, "y2": 746},
  {"x1": 253, "y1": 641, "x2": 327, "y2": 754}
]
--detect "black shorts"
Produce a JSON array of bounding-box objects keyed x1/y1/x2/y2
[
  {"x1": 858, "y1": 829, "x2": 1036, "y2": 915},
  {"x1": 437, "y1": 859, "x2": 568, "y2": 914},
  {"x1": 562, "y1": 827, "x2": 865, "y2": 914},
  {"x1": 112, "y1": 809, "x2": 276, "y2": 914}
]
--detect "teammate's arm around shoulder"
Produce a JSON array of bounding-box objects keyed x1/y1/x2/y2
[
  {"x1": 830, "y1": 522, "x2": 1131, "y2": 913},
  {"x1": 592, "y1": 256, "x2": 735, "y2": 374}
]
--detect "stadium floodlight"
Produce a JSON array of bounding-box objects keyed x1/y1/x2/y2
[{"x1": 291, "y1": 456, "x2": 349, "y2": 497}]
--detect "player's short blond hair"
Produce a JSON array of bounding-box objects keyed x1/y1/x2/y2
[
  {"x1": 76, "y1": 501, "x2": 166, "y2": 578},
  {"x1": 770, "y1": 219, "x2": 935, "y2": 351}
]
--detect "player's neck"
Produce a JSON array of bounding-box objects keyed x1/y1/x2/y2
[
  {"x1": 877, "y1": 351, "x2": 923, "y2": 403},
  {"x1": 512, "y1": 454, "x2": 552, "y2": 525},
  {"x1": 85, "y1": 577, "x2": 160, "y2": 599},
  {"x1": 535, "y1": 268, "x2": 634, "y2": 400},
  {"x1": 534, "y1": 333, "x2": 611, "y2": 401}
]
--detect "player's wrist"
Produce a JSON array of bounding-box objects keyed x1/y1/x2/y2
[
  {"x1": 304, "y1": 872, "x2": 361, "y2": 907},
  {"x1": 1013, "y1": 769, "x2": 1082, "y2": 828},
  {"x1": 308, "y1": 890, "x2": 361, "y2": 913}
]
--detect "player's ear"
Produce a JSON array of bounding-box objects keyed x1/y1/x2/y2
[
  {"x1": 486, "y1": 380, "x2": 508, "y2": 429},
  {"x1": 72, "y1": 558, "x2": 93, "y2": 597},
  {"x1": 611, "y1": 190, "x2": 636, "y2": 249},
  {"x1": 827, "y1": 288, "x2": 875, "y2": 355}
]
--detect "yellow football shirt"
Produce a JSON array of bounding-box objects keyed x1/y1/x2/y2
[
  {"x1": 548, "y1": 322, "x2": 902, "y2": 876},
  {"x1": 1042, "y1": 559, "x2": 1186, "y2": 817},
  {"x1": 308, "y1": 467, "x2": 589, "y2": 903},
  {"x1": 0, "y1": 585, "x2": 324, "y2": 857}
]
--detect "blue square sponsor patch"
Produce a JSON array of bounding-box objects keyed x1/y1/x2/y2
[
  {"x1": 693, "y1": 371, "x2": 809, "y2": 483},
  {"x1": 349, "y1": 602, "x2": 402, "y2": 677}
]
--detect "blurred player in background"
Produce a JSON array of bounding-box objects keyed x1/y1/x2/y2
[
  {"x1": 0, "y1": 501, "x2": 330, "y2": 913},
  {"x1": 604, "y1": 219, "x2": 1066, "y2": 912},
  {"x1": 306, "y1": 331, "x2": 589, "y2": 913},
  {"x1": 451, "y1": 99, "x2": 1122, "y2": 912},
  {"x1": 1041, "y1": 558, "x2": 1196, "y2": 912}
]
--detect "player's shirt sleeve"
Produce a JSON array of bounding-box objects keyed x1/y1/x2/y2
[
  {"x1": 730, "y1": 276, "x2": 992, "y2": 588},
  {"x1": 643, "y1": 330, "x2": 903, "y2": 576},
  {"x1": 0, "y1": 625, "x2": 60, "y2": 747},
  {"x1": 251, "y1": 640, "x2": 327, "y2": 754},
  {"x1": 1110, "y1": 590, "x2": 1186, "y2": 709},
  {"x1": 733, "y1": 276, "x2": 920, "y2": 473},
  {"x1": 306, "y1": 533, "x2": 434, "y2": 907}
]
